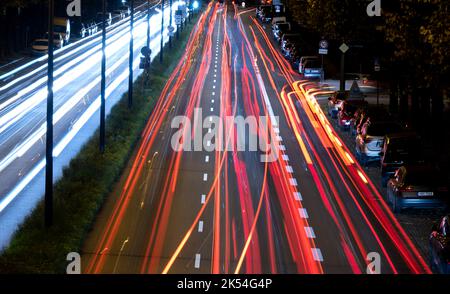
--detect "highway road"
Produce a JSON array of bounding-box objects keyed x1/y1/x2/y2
[
  {"x1": 0, "y1": 0, "x2": 182, "y2": 217},
  {"x1": 82, "y1": 2, "x2": 431, "y2": 274}
]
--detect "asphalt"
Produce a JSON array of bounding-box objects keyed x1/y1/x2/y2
[{"x1": 81, "y1": 2, "x2": 432, "y2": 274}]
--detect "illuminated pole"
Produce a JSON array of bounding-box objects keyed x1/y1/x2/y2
[
  {"x1": 147, "y1": 0, "x2": 151, "y2": 49},
  {"x1": 169, "y1": 0, "x2": 173, "y2": 48},
  {"x1": 160, "y1": 0, "x2": 164, "y2": 63},
  {"x1": 100, "y1": 0, "x2": 107, "y2": 152},
  {"x1": 45, "y1": 0, "x2": 54, "y2": 227},
  {"x1": 128, "y1": 0, "x2": 134, "y2": 108}
]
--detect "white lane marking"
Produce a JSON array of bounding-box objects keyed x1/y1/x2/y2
[
  {"x1": 215, "y1": 64, "x2": 217, "y2": 68},
  {"x1": 203, "y1": 173, "x2": 208, "y2": 181},
  {"x1": 214, "y1": 79, "x2": 216, "y2": 83},
  {"x1": 276, "y1": 135, "x2": 283, "y2": 141},
  {"x1": 286, "y1": 165, "x2": 293, "y2": 173},
  {"x1": 279, "y1": 145, "x2": 286, "y2": 151},
  {"x1": 289, "y1": 178, "x2": 298, "y2": 186},
  {"x1": 214, "y1": 74, "x2": 216, "y2": 77},
  {"x1": 194, "y1": 254, "x2": 201, "y2": 268},
  {"x1": 273, "y1": 127, "x2": 280, "y2": 134},
  {"x1": 210, "y1": 107, "x2": 214, "y2": 112},
  {"x1": 282, "y1": 154, "x2": 289, "y2": 161},
  {"x1": 208, "y1": 128, "x2": 212, "y2": 133},
  {"x1": 304, "y1": 227, "x2": 316, "y2": 238},
  {"x1": 209, "y1": 117, "x2": 213, "y2": 122},
  {"x1": 213, "y1": 85, "x2": 216, "y2": 89},
  {"x1": 312, "y1": 248, "x2": 323, "y2": 261},
  {"x1": 212, "y1": 92, "x2": 215, "y2": 95},
  {"x1": 207, "y1": 140, "x2": 211, "y2": 147},
  {"x1": 294, "y1": 192, "x2": 303, "y2": 201},
  {"x1": 201, "y1": 194, "x2": 206, "y2": 204},
  {"x1": 214, "y1": 69, "x2": 217, "y2": 72},
  {"x1": 211, "y1": 99, "x2": 215, "y2": 103},
  {"x1": 205, "y1": 155, "x2": 209, "y2": 162},
  {"x1": 298, "y1": 208, "x2": 309, "y2": 219},
  {"x1": 198, "y1": 221, "x2": 204, "y2": 232}
]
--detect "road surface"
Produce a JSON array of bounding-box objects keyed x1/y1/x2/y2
[{"x1": 82, "y1": 2, "x2": 431, "y2": 274}]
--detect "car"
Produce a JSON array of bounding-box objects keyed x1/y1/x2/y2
[
  {"x1": 118, "y1": 5, "x2": 131, "y2": 16},
  {"x1": 302, "y1": 57, "x2": 323, "y2": 79},
  {"x1": 387, "y1": 165, "x2": 449, "y2": 212},
  {"x1": 380, "y1": 132, "x2": 424, "y2": 186},
  {"x1": 256, "y1": 5, "x2": 272, "y2": 21},
  {"x1": 44, "y1": 32, "x2": 64, "y2": 49},
  {"x1": 337, "y1": 100, "x2": 367, "y2": 131},
  {"x1": 71, "y1": 21, "x2": 87, "y2": 39},
  {"x1": 111, "y1": 10, "x2": 125, "y2": 22},
  {"x1": 31, "y1": 39, "x2": 50, "y2": 55},
  {"x1": 355, "y1": 121, "x2": 403, "y2": 165},
  {"x1": 298, "y1": 56, "x2": 317, "y2": 74},
  {"x1": 327, "y1": 91, "x2": 346, "y2": 118},
  {"x1": 273, "y1": 24, "x2": 290, "y2": 42},
  {"x1": 430, "y1": 216, "x2": 450, "y2": 274},
  {"x1": 96, "y1": 12, "x2": 112, "y2": 27}
]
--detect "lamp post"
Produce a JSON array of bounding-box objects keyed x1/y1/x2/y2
[
  {"x1": 128, "y1": 0, "x2": 134, "y2": 108},
  {"x1": 45, "y1": 0, "x2": 55, "y2": 227},
  {"x1": 100, "y1": 0, "x2": 107, "y2": 152},
  {"x1": 160, "y1": 0, "x2": 164, "y2": 63}
]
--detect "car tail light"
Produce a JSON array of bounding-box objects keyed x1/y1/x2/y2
[{"x1": 399, "y1": 186, "x2": 414, "y2": 192}]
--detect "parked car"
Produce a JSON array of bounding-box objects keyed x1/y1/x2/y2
[
  {"x1": 96, "y1": 12, "x2": 112, "y2": 27},
  {"x1": 87, "y1": 22, "x2": 98, "y2": 35},
  {"x1": 380, "y1": 132, "x2": 424, "y2": 186},
  {"x1": 430, "y1": 215, "x2": 450, "y2": 274},
  {"x1": 302, "y1": 57, "x2": 323, "y2": 79},
  {"x1": 70, "y1": 21, "x2": 87, "y2": 39},
  {"x1": 118, "y1": 5, "x2": 131, "y2": 16},
  {"x1": 355, "y1": 120, "x2": 403, "y2": 165},
  {"x1": 337, "y1": 100, "x2": 367, "y2": 131},
  {"x1": 44, "y1": 32, "x2": 64, "y2": 49},
  {"x1": 327, "y1": 91, "x2": 346, "y2": 118},
  {"x1": 271, "y1": 16, "x2": 287, "y2": 25},
  {"x1": 111, "y1": 10, "x2": 125, "y2": 22},
  {"x1": 256, "y1": 5, "x2": 272, "y2": 21},
  {"x1": 387, "y1": 165, "x2": 449, "y2": 212},
  {"x1": 298, "y1": 55, "x2": 317, "y2": 74},
  {"x1": 273, "y1": 23, "x2": 290, "y2": 42},
  {"x1": 31, "y1": 39, "x2": 50, "y2": 55},
  {"x1": 53, "y1": 17, "x2": 70, "y2": 44}
]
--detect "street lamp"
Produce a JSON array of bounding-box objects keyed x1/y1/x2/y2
[
  {"x1": 45, "y1": 0, "x2": 55, "y2": 227},
  {"x1": 100, "y1": 0, "x2": 107, "y2": 152}
]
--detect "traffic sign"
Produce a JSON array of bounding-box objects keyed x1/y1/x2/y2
[
  {"x1": 319, "y1": 40, "x2": 328, "y2": 49},
  {"x1": 339, "y1": 43, "x2": 349, "y2": 53},
  {"x1": 319, "y1": 48, "x2": 328, "y2": 55}
]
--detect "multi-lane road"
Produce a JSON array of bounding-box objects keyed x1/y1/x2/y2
[
  {"x1": 81, "y1": 2, "x2": 431, "y2": 274},
  {"x1": 0, "y1": 0, "x2": 180, "y2": 222}
]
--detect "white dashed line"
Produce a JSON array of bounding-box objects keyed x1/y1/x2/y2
[
  {"x1": 282, "y1": 155, "x2": 289, "y2": 161},
  {"x1": 207, "y1": 140, "x2": 211, "y2": 147},
  {"x1": 273, "y1": 128, "x2": 280, "y2": 134},
  {"x1": 298, "y1": 208, "x2": 309, "y2": 218},
  {"x1": 286, "y1": 165, "x2": 293, "y2": 173},
  {"x1": 293, "y1": 192, "x2": 302, "y2": 201},
  {"x1": 212, "y1": 92, "x2": 215, "y2": 95},
  {"x1": 311, "y1": 248, "x2": 323, "y2": 261},
  {"x1": 209, "y1": 117, "x2": 213, "y2": 122},
  {"x1": 205, "y1": 155, "x2": 209, "y2": 162},
  {"x1": 289, "y1": 178, "x2": 298, "y2": 186},
  {"x1": 304, "y1": 227, "x2": 316, "y2": 238},
  {"x1": 279, "y1": 145, "x2": 286, "y2": 151},
  {"x1": 211, "y1": 99, "x2": 215, "y2": 103},
  {"x1": 276, "y1": 135, "x2": 283, "y2": 141},
  {"x1": 213, "y1": 79, "x2": 216, "y2": 83},
  {"x1": 213, "y1": 85, "x2": 216, "y2": 89},
  {"x1": 210, "y1": 107, "x2": 214, "y2": 112},
  {"x1": 194, "y1": 254, "x2": 201, "y2": 268},
  {"x1": 203, "y1": 173, "x2": 208, "y2": 181},
  {"x1": 198, "y1": 221, "x2": 204, "y2": 232},
  {"x1": 201, "y1": 194, "x2": 206, "y2": 204},
  {"x1": 208, "y1": 128, "x2": 212, "y2": 133}
]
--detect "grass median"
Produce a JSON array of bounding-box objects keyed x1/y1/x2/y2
[{"x1": 0, "y1": 17, "x2": 198, "y2": 273}]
